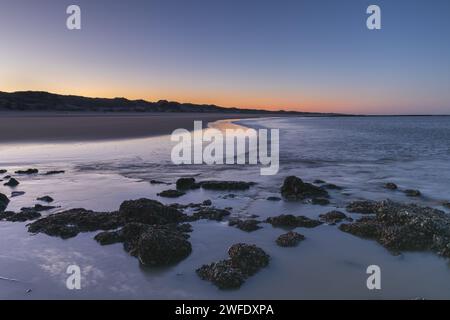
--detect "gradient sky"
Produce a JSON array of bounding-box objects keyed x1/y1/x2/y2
[{"x1": 1, "y1": 0, "x2": 450, "y2": 114}]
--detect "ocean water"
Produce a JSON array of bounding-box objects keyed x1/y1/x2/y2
[{"x1": 1, "y1": 116, "x2": 450, "y2": 299}]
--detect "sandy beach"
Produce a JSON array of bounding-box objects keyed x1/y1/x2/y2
[{"x1": 0, "y1": 112, "x2": 281, "y2": 143}]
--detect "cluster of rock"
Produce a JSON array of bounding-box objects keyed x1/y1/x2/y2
[
  {"x1": 0, "y1": 210, "x2": 42, "y2": 222},
  {"x1": 196, "y1": 243, "x2": 270, "y2": 289},
  {"x1": 383, "y1": 182, "x2": 421, "y2": 197},
  {"x1": 27, "y1": 199, "x2": 193, "y2": 266},
  {"x1": 339, "y1": 200, "x2": 450, "y2": 257},
  {"x1": 156, "y1": 178, "x2": 256, "y2": 199}
]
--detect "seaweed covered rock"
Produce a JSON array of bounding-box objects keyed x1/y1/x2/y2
[
  {"x1": 176, "y1": 177, "x2": 198, "y2": 190},
  {"x1": 228, "y1": 243, "x2": 270, "y2": 276},
  {"x1": 339, "y1": 200, "x2": 450, "y2": 257},
  {"x1": 196, "y1": 260, "x2": 245, "y2": 289},
  {"x1": 95, "y1": 222, "x2": 192, "y2": 266},
  {"x1": 137, "y1": 227, "x2": 192, "y2": 266},
  {"x1": 281, "y1": 176, "x2": 329, "y2": 200},
  {"x1": 0, "y1": 193, "x2": 9, "y2": 212},
  {"x1": 192, "y1": 208, "x2": 231, "y2": 221},
  {"x1": 196, "y1": 243, "x2": 269, "y2": 289},
  {"x1": 157, "y1": 189, "x2": 186, "y2": 198},
  {"x1": 44, "y1": 170, "x2": 65, "y2": 175},
  {"x1": 228, "y1": 219, "x2": 262, "y2": 232},
  {"x1": 265, "y1": 214, "x2": 322, "y2": 228},
  {"x1": 346, "y1": 200, "x2": 380, "y2": 214},
  {"x1": 404, "y1": 189, "x2": 421, "y2": 197},
  {"x1": 15, "y1": 168, "x2": 38, "y2": 175},
  {"x1": 37, "y1": 196, "x2": 54, "y2": 203},
  {"x1": 21, "y1": 204, "x2": 57, "y2": 212},
  {"x1": 120, "y1": 198, "x2": 186, "y2": 225},
  {"x1": 384, "y1": 182, "x2": 398, "y2": 190},
  {"x1": 276, "y1": 231, "x2": 305, "y2": 247},
  {"x1": 200, "y1": 181, "x2": 255, "y2": 191},
  {"x1": 0, "y1": 210, "x2": 41, "y2": 222},
  {"x1": 28, "y1": 209, "x2": 124, "y2": 239},
  {"x1": 319, "y1": 210, "x2": 350, "y2": 224},
  {"x1": 28, "y1": 199, "x2": 188, "y2": 239}
]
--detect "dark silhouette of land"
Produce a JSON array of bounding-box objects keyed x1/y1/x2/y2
[{"x1": 0, "y1": 91, "x2": 340, "y2": 115}]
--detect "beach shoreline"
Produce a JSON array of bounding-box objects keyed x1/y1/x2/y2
[{"x1": 0, "y1": 112, "x2": 286, "y2": 143}]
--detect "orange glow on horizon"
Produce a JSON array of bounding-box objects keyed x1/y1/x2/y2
[{"x1": 1, "y1": 83, "x2": 431, "y2": 115}]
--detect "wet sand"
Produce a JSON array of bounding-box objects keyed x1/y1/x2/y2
[{"x1": 0, "y1": 112, "x2": 281, "y2": 143}]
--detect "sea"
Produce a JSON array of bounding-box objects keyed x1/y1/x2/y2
[{"x1": 1, "y1": 116, "x2": 450, "y2": 299}]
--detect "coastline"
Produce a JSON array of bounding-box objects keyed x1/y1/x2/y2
[{"x1": 0, "y1": 112, "x2": 286, "y2": 143}]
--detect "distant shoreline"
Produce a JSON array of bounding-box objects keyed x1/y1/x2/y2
[{"x1": 0, "y1": 112, "x2": 287, "y2": 143}]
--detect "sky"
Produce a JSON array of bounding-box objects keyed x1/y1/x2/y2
[{"x1": 1, "y1": 0, "x2": 450, "y2": 114}]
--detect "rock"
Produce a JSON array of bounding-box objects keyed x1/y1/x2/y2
[
  {"x1": 95, "y1": 222, "x2": 192, "y2": 266},
  {"x1": 323, "y1": 183, "x2": 342, "y2": 190},
  {"x1": 0, "y1": 169, "x2": 7, "y2": 174},
  {"x1": 228, "y1": 243, "x2": 270, "y2": 276},
  {"x1": 384, "y1": 182, "x2": 398, "y2": 190},
  {"x1": 266, "y1": 196, "x2": 282, "y2": 201},
  {"x1": 119, "y1": 198, "x2": 186, "y2": 225},
  {"x1": 319, "y1": 210, "x2": 349, "y2": 224},
  {"x1": 197, "y1": 243, "x2": 269, "y2": 289},
  {"x1": 176, "y1": 177, "x2": 198, "y2": 190},
  {"x1": 0, "y1": 193, "x2": 10, "y2": 212},
  {"x1": 266, "y1": 214, "x2": 322, "y2": 228},
  {"x1": 157, "y1": 189, "x2": 186, "y2": 198},
  {"x1": 193, "y1": 208, "x2": 231, "y2": 221},
  {"x1": 314, "y1": 179, "x2": 326, "y2": 184},
  {"x1": 404, "y1": 189, "x2": 421, "y2": 197},
  {"x1": 4, "y1": 178, "x2": 19, "y2": 187},
  {"x1": 149, "y1": 180, "x2": 168, "y2": 185},
  {"x1": 137, "y1": 227, "x2": 192, "y2": 266},
  {"x1": 0, "y1": 210, "x2": 41, "y2": 222},
  {"x1": 196, "y1": 260, "x2": 245, "y2": 289},
  {"x1": 228, "y1": 219, "x2": 262, "y2": 232},
  {"x1": 311, "y1": 198, "x2": 330, "y2": 206},
  {"x1": 276, "y1": 231, "x2": 305, "y2": 247},
  {"x1": 94, "y1": 230, "x2": 123, "y2": 245},
  {"x1": 281, "y1": 176, "x2": 329, "y2": 200},
  {"x1": 346, "y1": 200, "x2": 380, "y2": 214},
  {"x1": 11, "y1": 191, "x2": 25, "y2": 198},
  {"x1": 339, "y1": 200, "x2": 450, "y2": 257},
  {"x1": 44, "y1": 170, "x2": 65, "y2": 175},
  {"x1": 21, "y1": 204, "x2": 57, "y2": 212},
  {"x1": 200, "y1": 181, "x2": 255, "y2": 191},
  {"x1": 15, "y1": 169, "x2": 38, "y2": 175},
  {"x1": 443, "y1": 202, "x2": 450, "y2": 209},
  {"x1": 202, "y1": 199, "x2": 212, "y2": 206},
  {"x1": 37, "y1": 196, "x2": 54, "y2": 203},
  {"x1": 28, "y1": 209, "x2": 124, "y2": 239}
]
